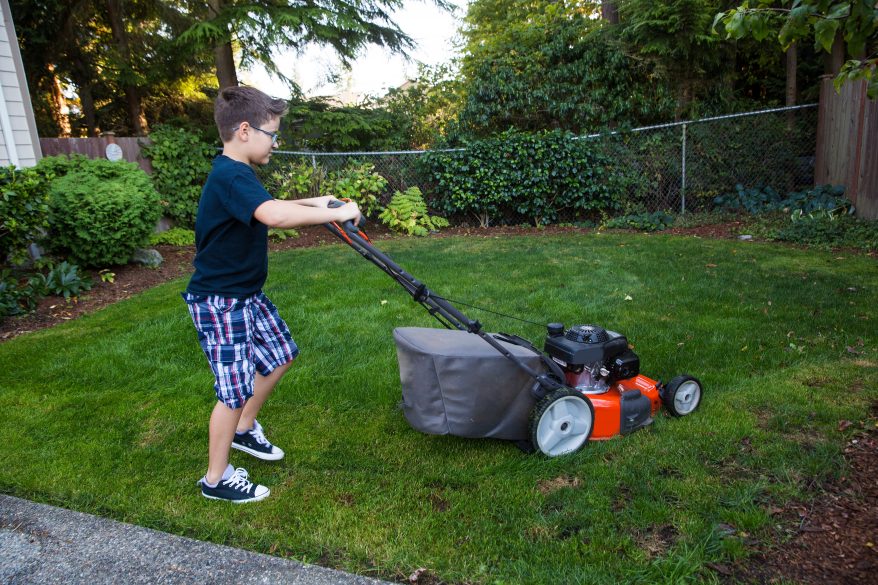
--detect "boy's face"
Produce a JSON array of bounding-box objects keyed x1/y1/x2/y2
[{"x1": 238, "y1": 116, "x2": 280, "y2": 166}]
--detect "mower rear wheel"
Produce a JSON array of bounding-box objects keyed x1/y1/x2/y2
[
  {"x1": 662, "y1": 375, "x2": 703, "y2": 416},
  {"x1": 529, "y1": 388, "x2": 594, "y2": 457}
]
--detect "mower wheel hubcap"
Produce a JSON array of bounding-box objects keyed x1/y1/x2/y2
[
  {"x1": 673, "y1": 381, "x2": 701, "y2": 414},
  {"x1": 535, "y1": 395, "x2": 592, "y2": 457}
]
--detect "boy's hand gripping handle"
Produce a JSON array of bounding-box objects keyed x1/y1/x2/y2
[{"x1": 326, "y1": 199, "x2": 369, "y2": 243}]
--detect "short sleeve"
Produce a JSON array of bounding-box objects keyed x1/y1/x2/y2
[{"x1": 220, "y1": 170, "x2": 273, "y2": 225}]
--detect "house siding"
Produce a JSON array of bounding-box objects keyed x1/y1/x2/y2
[{"x1": 0, "y1": 0, "x2": 41, "y2": 168}]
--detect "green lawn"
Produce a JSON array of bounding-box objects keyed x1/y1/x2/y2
[{"x1": 1, "y1": 232, "x2": 876, "y2": 584}]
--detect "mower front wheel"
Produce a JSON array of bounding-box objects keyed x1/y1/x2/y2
[
  {"x1": 661, "y1": 375, "x2": 703, "y2": 416},
  {"x1": 529, "y1": 388, "x2": 594, "y2": 457}
]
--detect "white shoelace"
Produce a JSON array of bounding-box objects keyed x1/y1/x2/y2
[
  {"x1": 223, "y1": 467, "x2": 253, "y2": 492},
  {"x1": 249, "y1": 421, "x2": 271, "y2": 447}
]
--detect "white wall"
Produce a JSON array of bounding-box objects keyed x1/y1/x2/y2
[{"x1": 0, "y1": 0, "x2": 41, "y2": 168}]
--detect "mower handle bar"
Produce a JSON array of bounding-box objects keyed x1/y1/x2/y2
[{"x1": 321, "y1": 199, "x2": 567, "y2": 393}]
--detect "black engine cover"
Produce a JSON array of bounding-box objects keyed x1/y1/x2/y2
[
  {"x1": 609, "y1": 350, "x2": 640, "y2": 380},
  {"x1": 544, "y1": 326, "x2": 630, "y2": 366}
]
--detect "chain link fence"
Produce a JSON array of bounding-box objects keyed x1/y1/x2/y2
[{"x1": 254, "y1": 104, "x2": 818, "y2": 225}]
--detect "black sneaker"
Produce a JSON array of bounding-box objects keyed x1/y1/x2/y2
[
  {"x1": 198, "y1": 467, "x2": 269, "y2": 503},
  {"x1": 232, "y1": 419, "x2": 285, "y2": 461}
]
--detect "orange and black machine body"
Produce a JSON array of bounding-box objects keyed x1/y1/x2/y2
[{"x1": 543, "y1": 324, "x2": 661, "y2": 439}]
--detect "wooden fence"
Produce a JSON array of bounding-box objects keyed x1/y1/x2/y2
[
  {"x1": 39, "y1": 136, "x2": 153, "y2": 174},
  {"x1": 815, "y1": 77, "x2": 878, "y2": 220}
]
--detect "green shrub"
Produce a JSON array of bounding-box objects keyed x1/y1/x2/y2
[
  {"x1": 40, "y1": 156, "x2": 162, "y2": 267},
  {"x1": 424, "y1": 129, "x2": 620, "y2": 226},
  {"x1": 714, "y1": 184, "x2": 850, "y2": 216},
  {"x1": 0, "y1": 166, "x2": 51, "y2": 266},
  {"x1": 0, "y1": 269, "x2": 47, "y2": 317},
  {"x1": 45, "y1": 261, "x2": 92, "y2": 300},
  {"x1": 771, "y1": 214, "x2": 878, "y2": 251},
  {"x1": 268, "y1": 228, "x2": 299, "y2": 242},
  {"x1": 605, "y1": 211, "x2": 675, "y2": 232},
  {"x1": 149, "y1": 228, "x2": 195, "y2": 247},
  {"x1": 323, "y1": 162, "x2": 388, "y2": 217},
  {"x1": 268, "y1": 161, "x2": 323, "y2": 200},
  {"x1": 379, "y1": 187, "x2": 449, "y2": 236},
  {"x1": 141, "y1": 125, "x2": 215, "y2": 228}
]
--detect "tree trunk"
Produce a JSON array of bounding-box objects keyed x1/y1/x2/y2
[
  {"x1": 78, "y1": 83, "x2": 98, "y2": 136},
  {"x1": 826, "y1": 31, "x2": 845, "y2": 75},
  {"x1": 601, "y1": 2, "x2": 619, "y2": 24},
  {"x1": 209, "y1": 0, "x2": 238, "y2": 88},
  {"x1": 785, "y1": 42, "x2": 797, "y2": 130},
  {"x1": 106, "y1": 0, "x2": 148, "y2": 135},
  {"x1": 214, "y1": 42, "x2": 239, "y2": 88},
  {"x1": 47, "y1": 64, "x2": 71, "y2": 137}
]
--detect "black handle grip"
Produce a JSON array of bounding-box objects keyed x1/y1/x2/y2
[{"x1": 326, "y1": 199, "x2": 364, "y2": 231}]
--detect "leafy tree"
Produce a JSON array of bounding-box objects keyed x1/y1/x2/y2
[
  {"x1": 457, "y1": 0, "x2": 677, "y2": 136},
  {"x1": 178, "y1": 0, "x2": 453, "y2": 91},
  {"x1": 282, "y1": 98, "x2": 407, "y2": 151},
  {"x1": 714, "y1": 0, "x2": 878, "y2": 98},
  {"x1": 381, "y1": 63, "x2": 464, "y2": 148},
  {"x1": 618, "y1": 0, "x2": 730, "y2": 117},
  {"x1": 10, "y1": 0, "x2": 216, "y2": 136}
]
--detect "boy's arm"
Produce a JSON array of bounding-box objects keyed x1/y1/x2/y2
[
  {"x1": 292, "y1": 195, "x2": 336, "y2": 208},
  {"x1": 253, "y1": 199, "x2": 361, "y2": 229}
]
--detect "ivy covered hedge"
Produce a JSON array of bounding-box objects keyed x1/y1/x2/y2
[{"x1": 422, "y1": 129, "x2": 621, "y2": 226}]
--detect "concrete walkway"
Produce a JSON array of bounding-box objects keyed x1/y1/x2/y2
[{"x1": 0, "y1": 495, "x2": 392, "y2": 584}]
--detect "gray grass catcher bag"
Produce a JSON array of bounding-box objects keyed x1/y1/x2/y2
[{"x1": 393, "y1": 327, "x2": 547, "y2": 440}]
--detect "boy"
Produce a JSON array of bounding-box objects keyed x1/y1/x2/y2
[{"x1": 184, "y1": 86, "x2": 361, "y2": 503}]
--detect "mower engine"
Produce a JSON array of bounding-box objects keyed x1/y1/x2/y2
[{"x1": 544, "y1": 323, "x2": 657, "y2": 439}]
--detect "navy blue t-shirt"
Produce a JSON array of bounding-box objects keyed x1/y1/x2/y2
[{"x1": 186, "y1": 155, "x2": 274, "y2": 296}]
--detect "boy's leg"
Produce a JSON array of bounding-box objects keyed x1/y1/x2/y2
[
  {"x1": 237, "y1": 360, "x2": 292, "y2": 432},
  {"x1": 207, "y1": 401, "x2": 244, "y2": 485}
]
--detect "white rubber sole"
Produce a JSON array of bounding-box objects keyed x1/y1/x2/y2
[
  {"x1": 231, "y1": 442, "x2": 285, "y2": 461},
  {"x1": 200, "y1": 488, "x2": 270, "y2": 503}
]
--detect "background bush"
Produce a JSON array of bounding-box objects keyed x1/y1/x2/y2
[
  {"x1": 379, "y1": 187, "x2": 449, "y2": 236},
  {"x1": 141, "y1": 125, "x2": 215, "y2": 228},
  {"x1": 424, "y1": 129, "x2": 620, "y2": 226},
  {"x1": 38, "y1": 156, "x2": 162, "y2": 267},
  {"x1": 0, "y1": 166, "x2": 51, "y2": 267}
]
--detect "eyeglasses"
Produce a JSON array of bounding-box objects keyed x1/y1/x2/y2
[{"x1": 233, "y1": 124, "x2": 279, "y2": 145}]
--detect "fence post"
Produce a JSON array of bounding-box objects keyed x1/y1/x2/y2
[{"x1": 680, "y1": 123, "x2": 687, "y2": 214}]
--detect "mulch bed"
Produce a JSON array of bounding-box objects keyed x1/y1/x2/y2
[{"x1": 1, "y1": 222, "x2": 876, "y2": 584}]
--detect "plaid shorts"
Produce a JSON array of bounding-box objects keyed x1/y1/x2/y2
[{"x1": 183, "y1": 291, "x2": 299, "y2": 409}]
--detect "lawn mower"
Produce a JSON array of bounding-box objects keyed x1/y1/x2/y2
[{"x1": 324, "y1": 206, "x2": 703, "y2": 456}]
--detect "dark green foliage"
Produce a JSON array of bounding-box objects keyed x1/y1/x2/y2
[
  {"x1": 326, "y1": 162, "x2": 388, "y2": 217},
  {"x1": 45, "y1": 261, "x2": 92, "y2": 300},
  {"x1": 424, "y1": 129, "x2": 620, "y2": 226},
  {"x1": 715, "y1": 184, "x2": 850, "y2": 215},
  {"x1": 0, "y1": 259, "x2": 91, "y2": 318},
  {"x1": 149, "y1": 228, "x2": 196, "y2": 247},
  {"x1": 746, "y1": 212, "x2": 878, "y2": 251},
  {"x1": 378, "y1": 187, "x2": 450, "y2": 236},
  {"x1": 0, "y1": 166, "x2": 51, "y2": 267},
  {"x1": 268, "y1": 161, "x2": 323, "y2": 200},
  {"x1": 458, "y1": 18, "x2": 676, "y2": 137},
  {"x1": 605, "y1": 211, "x2": 676, "y2": 232},
  {"x1": 283, "y1": 99, "x2": 409, "y2": 152},
  {"x1": 0, "y1": 269, "x2": 46, "y2": 317},
  {"x1": 773, "y1": 214, "x2": 878, "y2": 251},
  {"x1": 141, "y1": 125, "x2": 215, "y2": 228},
  {"x1": 38, "y1": 156, "x2": 162, "y2": 267},
  {"x1": 265, "y1": 160, "x2": 388, "y2": 217}
]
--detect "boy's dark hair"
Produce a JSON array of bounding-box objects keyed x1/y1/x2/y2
[{"x1": 214, "y1": 86, "x2": 288, "y2": 143}]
